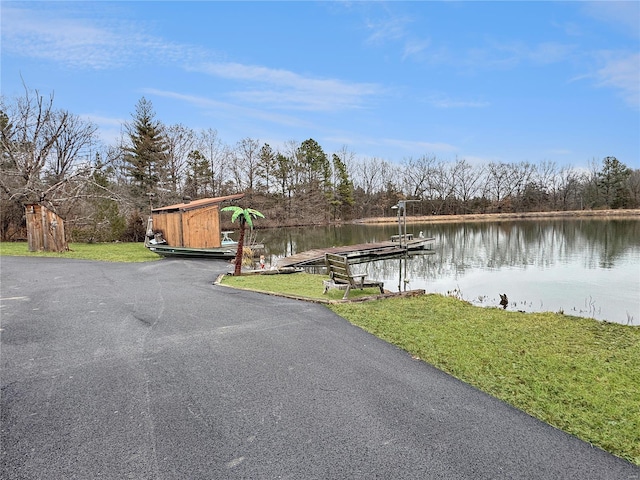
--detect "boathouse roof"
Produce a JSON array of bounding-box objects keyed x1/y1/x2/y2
[{"x1": 151, "y1": 193, "x2": 245, "y2": 213}]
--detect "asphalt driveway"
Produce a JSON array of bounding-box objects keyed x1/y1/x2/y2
[{"x1": 1, "y1": 257, "x2": 638, "y2": 479}]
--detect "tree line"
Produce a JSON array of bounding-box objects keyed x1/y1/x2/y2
[{"x1": 2, "y1": 88, "x2": 638, "y2": 242}]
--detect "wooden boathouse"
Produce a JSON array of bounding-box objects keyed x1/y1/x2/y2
[{"x1": 150, "y1": 193, "x2": 244, "y2": 248}]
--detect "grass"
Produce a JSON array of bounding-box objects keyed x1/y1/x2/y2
[
  {"x1": 0, "y1": 241, "x2": 159, "y2": 262},
  {"x1": 219, "y1": 272, "x2": 386, "y2": 302},
  {"x1": 221, "y1": 272, "x2": 640, "y2": 466}
]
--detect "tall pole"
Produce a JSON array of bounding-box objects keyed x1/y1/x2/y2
[
  {"x1": 403, "y1": 201, "x2": 407, "y2": 247},
  {"x1": 396, "y1": 200, "x2": 407, "y2": 248},
  {"x1": 397, "y1": 202, "x2": 402, "y2": 247}
]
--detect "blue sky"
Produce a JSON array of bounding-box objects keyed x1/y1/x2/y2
[{"x1": 2, "y1": 1, "x2": 639, "y2": 169}]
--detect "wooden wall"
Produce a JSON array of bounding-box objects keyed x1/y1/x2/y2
[
  {"x1": 152, "y1": 211, "x2": 183, "y2": 246},
  {"x1": 25, "y1": 204, "x2": 67, "y2": 252},
  {"x1": 183, "y1": 205, "x2": 221, "y2": 248},
  {"x1": 152, "y1": 205, "x2": 221, "y2": 248}
]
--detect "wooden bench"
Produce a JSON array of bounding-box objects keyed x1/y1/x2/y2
[{"x1": 323, "y1": 253, "x2": 384, "y2": 299}]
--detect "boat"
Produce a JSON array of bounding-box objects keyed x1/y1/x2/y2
[
  {"x1": 144, "y1": 213, "x2": 263, "y2": 260},
  {"x1": 144, "y1": 216, "x2": 237, "y2": 259},
  {"x1": 146, "y1": 243, "x2": 238, "y2": 259},
  {"x1": 142, "y1": 194, "x2": 267, "y2": 260}
]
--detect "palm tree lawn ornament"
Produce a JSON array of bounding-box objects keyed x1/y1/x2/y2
[{"x1": 220, "y1": 206, "x2": 264, "y2": 276}]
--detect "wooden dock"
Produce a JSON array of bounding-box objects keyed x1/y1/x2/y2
[{"x1": 276, "y1": 238, "x2": 434, "y2": 268}]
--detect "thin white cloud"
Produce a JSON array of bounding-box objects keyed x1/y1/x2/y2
[
  {"x1": 142, "y1": 88, "x2": 315, "y2": 129},
  {"x1": 2, "y1": 6, "x2": 122, "y2": 69},
  {"x1": 527, "y1": 42, "x2": 577, "y2": 65},
  {"x1": 361, "y1": 8, "x2": 431, "y2": 62},
  {"x1": 582, "y1": 1, "x2": 640, "y2": 38},
  {"x1": 2, "y1": 4, "x2": 383, "y2": 114},
  {"x1": 82, "y1": 114, "x2": 126, "y2": 128},
  {"x1": 197, "y1": 62, "x2": 379, "y2": 96},
  {"x1": 427, "y1": 95, "x2": 490, "y2": 109},
  {"x1": 194, "y1": 62, "x2": 383, "y2": 112},
  {"x1": 79, "y1": 114, "x2": 126, "y2": 146},
  {"x1": 463, "y1": 40, "x2": 576, "y2": 71},
  {"x1": 364, "y1": 15, "x2": 412, "y2": 45},
  {"x1": 594, "y1": 52, "x2": 640, "y2": 108},
  {"x1": 1, "y1": 5, "x2": 207, "y2": 69},
  {"x1": 545, "y1": 148, "x2": 573, "y2": 156},
  {"x1": 358, "y1": 4, "x2": 577, "y2": 70},
  {"x1": 402, "y1": 39, "x2": 431, "y2": 61},
  {"x1": 555, "y1": 21, "x2": 584, "y2": 38},
  {"x1": 382, "y1": 137, "x2": 457, "y2": 154},
  {"x1": 143, "y1": 89, "x2": 233, "y2": 111},
  {"x1": 324, "y1": 132, "x2": 457, "y2": 157}
]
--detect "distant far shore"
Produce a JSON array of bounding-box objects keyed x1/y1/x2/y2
[{"x1": 353, "y1": 209, "x2": 640, "y2": 225}]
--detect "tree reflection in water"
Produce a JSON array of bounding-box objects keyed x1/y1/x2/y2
[{"x1": 259, "y1": 219, "x2": 640, "y2": 325}]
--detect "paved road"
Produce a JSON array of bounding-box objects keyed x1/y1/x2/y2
[{"x1": 1, "y1": 257, "x2": 638, "y2": 479}]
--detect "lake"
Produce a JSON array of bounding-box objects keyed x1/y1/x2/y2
[{"x1": 257, "y1": 218, "x2": 640, "y2": 326}]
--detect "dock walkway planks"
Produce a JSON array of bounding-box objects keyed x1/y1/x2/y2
[{"x1": 276, "y1": 238, "x2": 434, "y2": 268}]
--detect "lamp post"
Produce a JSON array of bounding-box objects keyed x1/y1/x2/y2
[
  {"x1": 391, "y1": 202, "x2": 403, "y2": 247},
  {"x1": 392, "y1": 199, "x2": 420, "y2": 248},
  {"x1": 392, "y1": 199, "x2": 421, "y2": 291}
]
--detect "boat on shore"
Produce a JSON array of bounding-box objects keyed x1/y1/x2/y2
[
  {"x1": 144, "y1": 219, "x2": 237, "y2": 258},
  {"x1": 146, "y1": 242, "x2": 237, "y2": 259},
  {"x1": 143, "y1": 194, "x2": 267, "y2": 260},
  {"x1": 145, "y1": 223, "x2": 264, "y2": 260}
]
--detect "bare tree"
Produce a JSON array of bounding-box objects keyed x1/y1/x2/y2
[
  {"x1": 353, "y1": 157, "x2": 389, "y2": 196},
  {"x1": 429, "y1": 160, "x2": 457, "y2": 214},
  {"x1": 510, "y1": 161, "x2": 537, "y2": 210},
  {"x1": 451, "y1": 158, "x2": 484, "y2": 213},
  {"x1": 197, "y1": 128, "x2": 228, "y2": 196},
  {"x1": 531, "y1": 161, "x2": 557, "y2": 210},
  {"x1": 627, "y1": 169, "x2": 640, "y2": 208},
  {"x1": 485, "y1": 161, "x2": 512, "y2": 208},
  {"x1": 233, "y1": 137, "x2": 261, "y2": 193},
  {"x1": 0, "y1": 86, "x2": 99, "y2": 239},
  {"x1": 401, "y1": 155, "x2": 436, "y2": 199},
  {"x1": 350, "y1": 156, "x2": 399, "y2": 217},
  {"x1": 45, "y1": 110, "x2": 98, "y2": 182},
  {"x1": 164, "y1": 124, "x2": 195, "y2": 195},
  {"x1": 581, "y1": 158, "x2": 603, "y2": 208},
  {"x1": 1, "y1": 88, "x2": 63, "y2": 203},
  {"x1": 555, "y1": 165, "x2": 582, "y2": 210}
]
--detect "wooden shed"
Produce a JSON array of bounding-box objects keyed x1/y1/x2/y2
[
  {"x1": 150, "y1": 193, "x2": 244, "y2": 248},
  {"x1": 25, "y1": 204, "x2": 68, "y2": 252}
]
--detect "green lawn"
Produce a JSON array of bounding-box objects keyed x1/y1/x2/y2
[
  {"x1": 221, "y1": 272, "x2": 640, "y2": 466},
  {"x1": 0, "y1": 241, "x2": 159, "y2": 262}
]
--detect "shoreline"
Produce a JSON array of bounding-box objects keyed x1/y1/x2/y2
[{"x1": 351, "y1": 209, "x2": 640, "y2": 225}]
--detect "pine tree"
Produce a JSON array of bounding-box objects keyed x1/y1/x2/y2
[
  {"x1": 299, "y1": 138, "x2": 330, "y2": 189},
  {"x1": 331, "y1": 153, "x2": 355, "y2": 219},
  {"x1": 123, "y1": 97, "x2": 169, "y2": 204},
  {"x1": 597, "y1": 156, "x2": 631, "y2": 209},
  {"x1": 258, "y1": 143, "x2": 276, "y2": 194},
  {"x1": 184, "y1": 150, "x2": 212, "y2": 198}
]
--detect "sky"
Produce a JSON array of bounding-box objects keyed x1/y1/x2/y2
[{"x1": 2, "y1": 1, "x2": 639, "y2": 169}]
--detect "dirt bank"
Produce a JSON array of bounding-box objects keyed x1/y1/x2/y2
[{"x1": 353, "y1": 209, "x2": 640, "y2": 225}]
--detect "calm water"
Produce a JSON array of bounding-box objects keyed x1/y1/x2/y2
[{"x1": 257, "y1": 218, "x2": 640, "y2": 326}]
